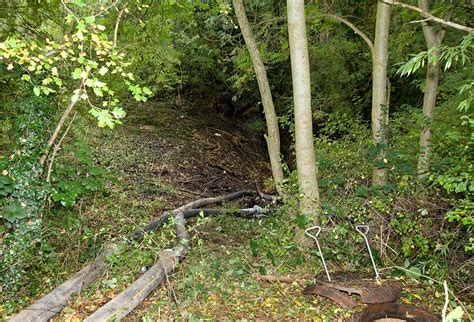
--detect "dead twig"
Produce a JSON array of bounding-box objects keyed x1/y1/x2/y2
[{"x1": 256, "y1": 275, "x2": 300, "y2": 284}]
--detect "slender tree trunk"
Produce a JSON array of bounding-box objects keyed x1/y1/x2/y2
[
  {"x1": 39, "y1": 98, "x2": 77, "y2": 165},
  {"x1": 233, "y1": 0, "x2": 285, "y2": 195},
  {"x1": 417, "y1": 0, "x2": 446, "y2": 180},
  {"x1": 371, "y1": 1, "x2": 391, "y2": 186},
  {"x1": 417, "y1": 61, "x2": 440, "y2": 179},
  {"x1": 113, "y1": 9, "x2": 125, "y2": 48},
  {"x1": 287, "y1": 0, "x2": 320, "y2": 238}
]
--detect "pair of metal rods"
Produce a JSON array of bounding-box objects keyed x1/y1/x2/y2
[{"x1": 304, "y1": 224, "x2": 380, "y2": 282}]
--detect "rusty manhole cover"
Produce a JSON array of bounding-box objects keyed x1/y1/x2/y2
[
  {"x1": 348, "y1": 302, "x2": 441, "y2": 322},
  {"x1": 303, "y1": 271, "x2": 402, "y2": 307}
]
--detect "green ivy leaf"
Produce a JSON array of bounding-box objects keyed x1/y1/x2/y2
[{"x1": 2, "y1": 202, "x2": 28, "y2": 223}]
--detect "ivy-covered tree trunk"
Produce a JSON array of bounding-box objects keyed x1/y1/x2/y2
[
  {"x1": 232, "y1": 0, "x2": 285, "y2": 195},
  {"x1": 417, "y1": 0, "x2": 446, "y2": 180},
  {"x1": 371, "y1": 1, "x2": 391, "y2": 186},
  {"x1": 287, "y1": 0, "x2": 320, "y2": 243}
]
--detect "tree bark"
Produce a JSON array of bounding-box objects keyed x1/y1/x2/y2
[
  {"x1": 416, "y1": 0, "x2": 446, "y2": 180},
  {"x1": 371, "y1": 1, "x2": 391, "y2": 186},
  {"x1": 287, "y1": 0, "x2": 320, "y2": 241},
  {"x1": 233, "y1": 0, "x2": 285, "y2": 195}
]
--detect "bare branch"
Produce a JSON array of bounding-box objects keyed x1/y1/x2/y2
[
  {"x1": 320, "y1": 14, "x2": 374, "y2": 57},
  {"x1": 382, "y1": 0, "x2": 473, "y2": 33}
]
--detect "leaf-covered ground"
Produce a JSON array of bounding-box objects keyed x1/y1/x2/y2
[{"x1": 5, "y1": 97, "x2": 465, "y2": 320}]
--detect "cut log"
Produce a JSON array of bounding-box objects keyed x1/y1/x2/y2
[{"x1": 10, "y1": 244, "x2": 117, "y2": 322}]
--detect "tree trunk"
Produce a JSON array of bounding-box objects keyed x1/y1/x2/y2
[
  {"x1": 233, "y1": 0, "x2": 285, "y2": 195},
  {"x1": 287, "y1": 0, "x2": 320, "y2": 241},
  {"x1": 371, "y1": 1, "x2": 391, "y2": 186},
  {"x1": 39, "y1": 98, "x2": 77, "y2": 166},
  {"x1": 417, "y1": 0, "x2": 445, "y2": 180}
]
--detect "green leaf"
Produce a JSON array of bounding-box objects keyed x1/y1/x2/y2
[
  {"x1": 111, "y1": 107, "x2": 126, "y2": 119},
  {"x1": 77, "y1": 21, "x2": 86, "y2": 32},
  {"x1": 0, "y1": 176, "x2": 11, "y2": 185},
  {"x1": 405, "y1": 266, "x2": 422, "y2": 280},
  {"x1": 249, "y1": 240, "x2": 258, "y2": 257},
  {"x1": 73, "y1": 0, "x2": 86, "y2": 7},
  {"x1": 296, "y1": 214, "x2": 308, "y2": 228},
  {"x1": 445, "y1": 306, "x2": 464, "y2": 322},
  {"x1": 33, "y1": 87, "x2": 41, "y2": 96},
  {"x1": 72, "y1": 68, "x2": 82, "y2": 80},
  {"x1": 84, "y1": 16, "x2": 95, "y2": 24},
  {"x1": 2, "y1": 202, "x2": 28, "y2": 223}
]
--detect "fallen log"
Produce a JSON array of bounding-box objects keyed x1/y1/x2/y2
[
  {"x1": 10, "y1": 190, "x2": 264, "y2": 321},
  {"x1": 10, "y1": 244, "x2": 117, "y2": 322},
  {"x1": 85, "y1": 205, "x2": 276, "y2": 321}
]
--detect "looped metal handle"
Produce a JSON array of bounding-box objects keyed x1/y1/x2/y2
[
  {"x1": 305, "y1": 226, "x2": 331, "y2": 282},
  {"x1": 305, "y1": 226, "x2": 321, "y2": 239},
  {"x1": 356, "y1": 224, "x2": 369, "y2": 236},
  {"x1": 356, "y1": 224, "x2": 380, "y2": 280}
]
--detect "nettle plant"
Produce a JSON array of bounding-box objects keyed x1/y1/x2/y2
[{"x1": 0, "y1": 7, "x2": 152, "y2": 130}]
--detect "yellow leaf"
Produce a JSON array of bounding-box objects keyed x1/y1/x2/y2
[
  {"x1": 401, "y1": 297, "x2": 412, "y2": 305},
  {"x1": 7, "y1": 63, "x2": 13, "y2": 70}
]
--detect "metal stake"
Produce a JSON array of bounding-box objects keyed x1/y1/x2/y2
[
  {"x1": 356, "y1": 224, "x2": 380, "y2": 280},
  {"x1": 305, "y1": 226, "x2": 331, "y2": 282}
]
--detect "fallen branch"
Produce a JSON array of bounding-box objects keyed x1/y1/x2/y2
[
  {"x1": 256, "y1": 275, "x2": 299, "y2": 284},
  {"x1": 39, "y1": 99, "x2": 77, "y2": 166},
  {"x1": 130, "y1": 190, "x2": 256, "y2": 241}
]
